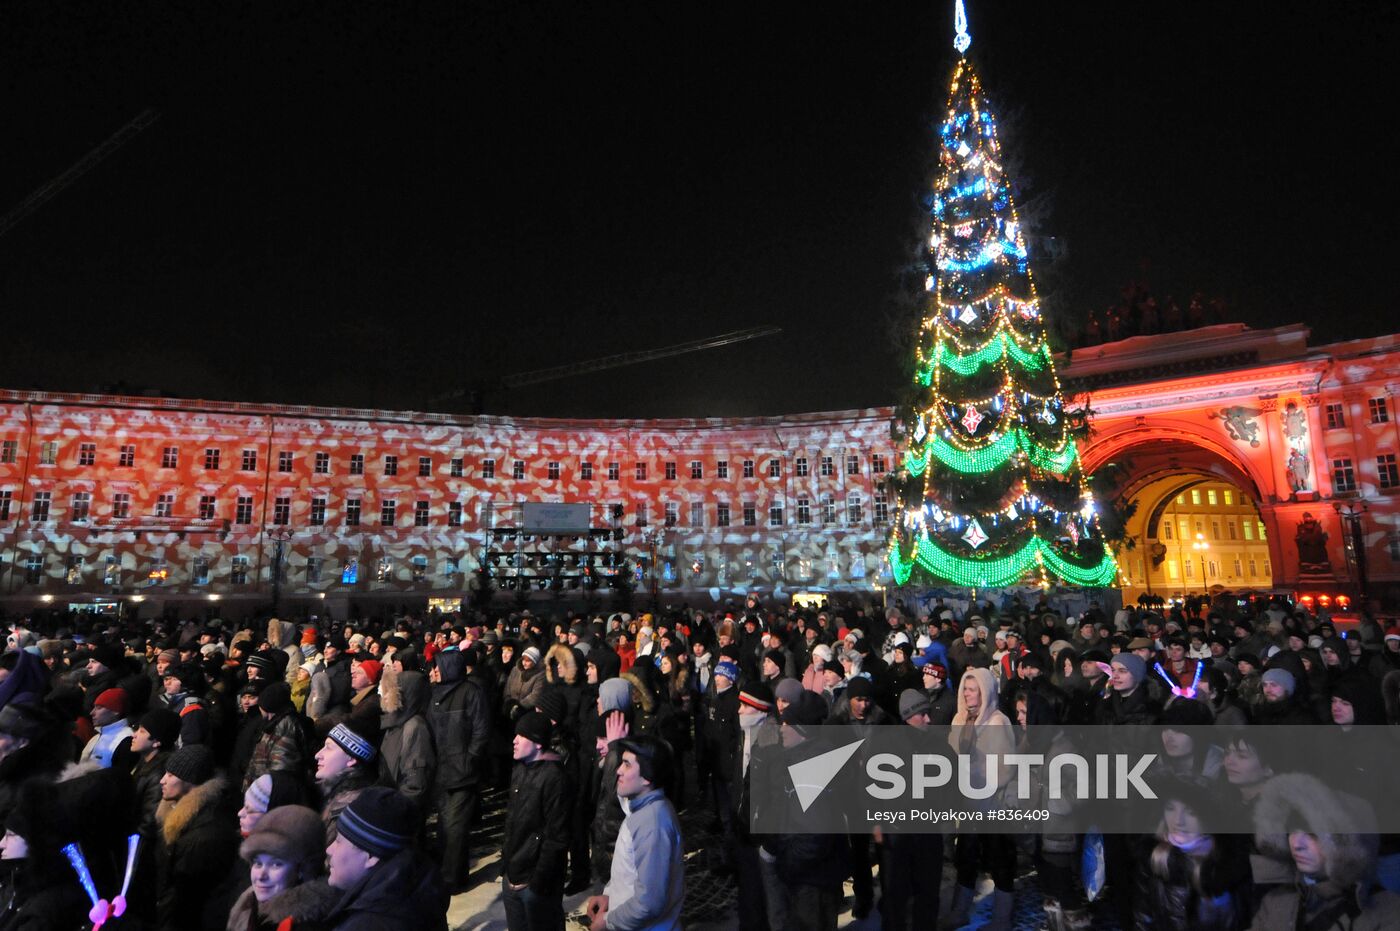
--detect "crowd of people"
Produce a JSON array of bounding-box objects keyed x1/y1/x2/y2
[{"x1": 0, "y1": 591, "x2": 1398, "y2": 931}]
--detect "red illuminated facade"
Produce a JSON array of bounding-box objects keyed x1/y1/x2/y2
[{"x1": 3, "y1": 321, "x2": 1399, "y2": 615}]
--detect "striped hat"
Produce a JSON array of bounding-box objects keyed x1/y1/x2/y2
[
  {"x1": 336, "y1": 787, "x2": 416, "y2": 858},
  {"x1": 738, "y1": 682, "x2": 773, "y2": 712},
  {"x1": 329, "y1": 723, "x2": 377, "y2": 763}
]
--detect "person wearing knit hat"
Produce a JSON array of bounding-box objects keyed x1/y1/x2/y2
[
  {"x1": 153, "y1": 743, "x2": 239, "y2": 929},
  {"x1": 429, "y1": 640, "x2": 495, "y2": 892},
  {"x1": 317, "y1": 722, "x2": 381, "y2": 834},
  {"x1": 1094, "y1": 652, "x2": 1160, "y2": 726},
  {"x1": 899, "y1": 688, "x2": 932, "y2": 724},
  {"x1": 226, "y1": 804, "x2": 338, "y2": 929},
  {"x1": 738, "y1": 682, "x2": 773, "y2": 713},
  {"x1": 501, "y1": 712, "x2": 571, "y2": 926},
  {"x1": 1261, "y1": 667, "x2": 1296, "y2": 699},
  {"x1": 243, "y1": 680, "x2": 312, "y2": 793},
  {"x1": 80, "y1": 687, "x2": 133, "y2": 769},
  {"x1": 239, "y1": 771, "x2": 311, "y2": 836},
  {"x1": 1110, "y1": 652, "x2": 1147, "y2": 688},
  {"x1": 324, "y1": 788, "x2": 446, "y2": 929},
  {"x1": 773, "y1": 678, "x2": 805, "y2": 713},
  {"x1": 713, "y1": 660, "x2": 740, "y2": 686},
  {"x1": 158, "y1": 662, "x2": 211, "y2": 750}
]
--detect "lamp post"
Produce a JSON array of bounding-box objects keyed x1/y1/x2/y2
[
  {"x1": 268, "y1": 527, "x2": 293, "y2": 615},
  {"x1": 1191, "y1": 532, "x2": 1210, "y2": 598},
  {"x1": 641, "y1": 528, "x2": 661, "y2": 610},
  {"x1": 1332, "y1": 501, "x2": 1369, "y2": 603}
]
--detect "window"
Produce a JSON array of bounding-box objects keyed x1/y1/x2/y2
[
  {"x1": 1258, "y1": 522, "x2": 1267, "y2": 541},
  {"x1": 1191, "y1": 489, "x2": 1202, "y2": 505},
  {"x1": 635, "y1": 463, "x2": 647, "y2": 481},
  {"x1": 384, "y1": 455, "x2": 398, "y2": 476},
  {"x1": 513, "y1": 460, "x2": 526, "y2": 480},
  {"x1": 23, "y1": 556, "x2": 43, "y2": 585},
  {"x1": 716, "y1": 502, "x2": 731, "y2": 527},
  {"x1": 79, "y1": 443, "x2": 96, "y2": 467},
  {"x1": 1233, "y1": 557, "x2": 1243, "y2": 577},
  {"x1": 0, "y1": 440, "x2": 17, "y2": 463},
  {"x1": 580, "y1": 461, "x2": 593, "y2": 480},
  {"x1": 345, "y1": 499, "x2": 361, "y2": 526},
  {"x1": 39, "y1": 441, "x2": 58, "y2": 465},
  {"x1": 315, "y1": 452, "x2": 330, "y2": 474},
  {"x1": 204, "y1": 448, "x2": 221, "y2": 470},
  {"x1": 1263, "y1": 559, "x2": 1271, "y2": 576},
  {"x1": 1184, "y1": 556, "x2": 1194, "y2": 579},
  {"x1": 769, "y1": 500, "x2": 784, "y2": 526},
  {"x1": 341, "y1": 558, "x2": 359, "y2": 584},
  {"x1": 192, "y1": 557, "x2": 210, "y2": 586},
  {"x1": 310, "y1": 497, "x2": 326, "y2": 525},
  {"x1": 770, "y1": 549, "x2": 785, "y2": 579},
  {"x1": 847, "y1": 492, "x2": 863, "y2": 524},
  {"x1": 717, "y1": 460, "x2": 729, "y2": 479},
  {"x1": 345, "y1": 453, "x2": 362, "y2": 475},
  {"x1": 480, "y1": 500, "x2": 494, "y2": 528},
  {"x1": 272, "y1": 497, "x2": 291, "y2": 525},
  {"x1": 418, "y1": 456, "x2": 432, "y2": 477},
  {"x1": 450, "y1": 457, "x2": 463, "y2": 477},
  {"x1": 377, "y1": 558, "x2": 393, "y2": 582},
  {"x1": 1243, "y1": 521, "x2": 1254, "y2": 540},
  {"x1": 482, "y1": 458, "x2": 496, "y2": 479},
  {"x1": 874, "y1": 492, "x2": 889, "y2": 524},
  {"x1": 1248, "y1": 557, "x2": 1257, "y2": 576},
  {"x1": 665, "y1": 462, "x2": 677, "y2": 481},
  {"x1": 847, "y1": 454, "x2": 860, "y2": 475},
  {"x1": 690, "y1": 460, "x2": 703, "y2": 480},
  {"x1": 161, "y1": 446, "x2": 178, "y2": 469},
  {"x1": 272, "y1": 451, "x2": 290, "y2": 472},
  {"x1": 1227, "y1": 519, "x2": 1238, "y2": 540},
  {"x1": 1333, "y1": 458, "x2": 1357, "y2": 493},
  {"x1": 0, "y1": 490, "x2": 11, "y2": 520},
  {"x1": 444, "y1": 557, "x2": 459, "y2": 580},
  {"x1": 1370, "y1": 397, "x2": 1390, "y2": 424},
  {"x1": 635, "y1": 502, "x2": 648, "y2": 527},
  {"x1": 307, "y1": 557, "x2": 323, "y2": 583},
  {"x1": 414, "y1": 500, "x2": 430, "y2": 526},
  {"x1": 155, "y1": 493, "x2": 175, "y2": 518},
  {"x1": 821, "y1": 493, "x2": 836, "y2": 524},
  {"x1": 230, "y1": 555, "x2": 249, "y2": 585},
  {"x1": 118, "y1": 444, "x2": 134, "y2": 467},
  {"x1": 820, "y1": 455, "x2": 833, "y2": 476},
  {"x1": 690, "y1": 501, "x2": 704, "y2": 528},
  {"x1": 381, "y1": 499, "x2": 397, "y2": 526},
  {"x1": 743, "y1": 459, "x2": 755, "y2": 478},
  {"x1": 664, "y1": 501, "x2": 679, "y2": 527},
  {"x1": 795, "y1": 457, "x2": 808, "y2": 477},
  {"x1": 796, "y1": 497, "x2": 811, "y2": 524},
  {"x1": 70, "y1": 492, "x2": 91, "y2": 521},
  {"x1": 239, "y1": 449, "x2": 256, "y2": 471},
  {"x1": 108, "y1": 492, "x2": 130, "y2": 519},
  {"x1": 103, "y1": 557, "x2": 118, "y2": 586},
  {"x1": 411, "y1": 556, "x2": 428, "y2": 582},
  {"x1": 1179, "y1": 519, "x2": 1189, "y2": 540},
  {"x1": 1223, "y1": 490, "x2": 1234, "y2": 505},
  {"x1": 548, "y1": 461, "x2": 560, "y2": 480},
  {"x1": 1380, "y1": 453, "x2": 1400, "y2": 490},
  {"x1": 1326, "y1": 403, "x2": 1346, "y2": 429},
  {"x1": 768, "y1": 459, "x2": 781, "y2": 478},
  {"x1": 235, "y1": 496, "x2": 254, "y2": 524},
  {"x1": 1211, "y1": 520, "x2": 1221, "y2": 539},
  {"x1": 1162, "y1": 521, "x2": 1173, "y2": 540},
  {"x1": 743, "y1": 502, "x2": 757, "y2": 527},
  {"x1": 871, "y1": 454, "x2": 887, "y2": 474},
  {"x1": 1176, "y1": 494, "x2": 1185, "y2": 505},
  {"x1": 198, "y1": 495, "x2": 216, "y2": 520},
  {"x1": 1166, "y1": 559, "x2": 1179, "y2": 580},
  {"x1": 448, "y1": 501, "x2": 463, "y2": 526},
  {"x1": 1207, "y1": 489, "x2": 1217, "y2": 506}
]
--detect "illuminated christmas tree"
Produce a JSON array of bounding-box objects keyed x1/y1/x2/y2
[{"x1": 887, "y1": 1, "x2": 1117, "y2": 590}]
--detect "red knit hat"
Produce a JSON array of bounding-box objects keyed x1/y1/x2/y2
[
  {"x1": 94, "y1": 688, "x2": 128, "y2": 715},
  {"x1": 355, "y1": 658, "x2": 384, "y2": 685},
  {"x1": 301, "y1": 628, "x2": 319, "y2": 646}
]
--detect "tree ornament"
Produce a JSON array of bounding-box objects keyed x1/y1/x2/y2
[
  {"x1": 960, "y1": 405, "x2": 985, "y2": 433},
  {"x1": 961, "y1": 519, "x2": 988, "y2": 549}
]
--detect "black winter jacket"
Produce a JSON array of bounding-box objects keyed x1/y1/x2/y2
[
  {"x1": 501, "y1": 757, "x2": 573, "y2": 894},
  {"x1": 427, "y1": 677, "x2": 491, "y2": 790}
]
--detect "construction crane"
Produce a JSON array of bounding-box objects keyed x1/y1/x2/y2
[
  {"x1": 0, "y1": 108, "x2": 160, "y2": 240},
  {"x1": 435, "y1": 325, "x2": 782, "y2": 411}
]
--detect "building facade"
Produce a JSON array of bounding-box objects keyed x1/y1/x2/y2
[{"x1": 4, "y1": 322, "x2": 1400, "y2": 617}]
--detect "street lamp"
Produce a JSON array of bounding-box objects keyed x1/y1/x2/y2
[
  {"x1": 1332, "y1": 500, "x2": 1369, "y2": 604},
  {"x1": 267, "y1": 527, "x2": 293, "y2": 615},
  {"x1": 1191, "y1": 532, "x2": 1210, "y2": 596}
]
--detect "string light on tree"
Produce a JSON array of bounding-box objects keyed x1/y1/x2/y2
[{"x1": 885, "y1": 0, "x2": 1117, "y2": 590}]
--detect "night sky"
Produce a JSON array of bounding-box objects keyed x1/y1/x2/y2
[{"x1": 3, "y1": 1, "x2": 1395, "y2": 418}]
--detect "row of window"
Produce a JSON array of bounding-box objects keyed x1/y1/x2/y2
[
  {"x1": 14, "y1": 553, "x2": 454, "y2": 586},
  {"x1": 1164, "y1": 554, "x2": 1273, "y2": 581},
  {"x1": 0, "y1": 442, "x2": 894, "y2": 483},
  {"x1": 1325, "y1": 398, "x2": 1393, "y2": 429},
  {"x1": 1162, "y1": 516, "x2": 1268, "y2": 543},
  {"x1": 1173, "y1": 488, "x2": 1241, "y2": 508},
  {"x1": 1332, "y1": 454, "x2": 1400, "y2": 492},
  {"x1": 1, "y1": 489, "x2": 890, "y2": 529}
]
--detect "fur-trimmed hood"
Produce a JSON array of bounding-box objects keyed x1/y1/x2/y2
[
  {"x1": 229, "y1": 877, "x2": 339, "y2": 930},
  {"x1": 1253, "y1": 772, "x2": 1377, "y2": 889},
  {"x1": 952, "y1": 667, "x2": 1003, "y2": 727},
  {"x1": 620, "y1": 669, "x2": 657, "y2": 714},
  {"x1": 156, "y1": 773, "x2": 228, "y2": 845},
  {"x1": 545, "y1": 643, "x2": 580, "y2": 685},
  {"x1": 267, "y1": 619, "x2": 298, "y2": 650}
]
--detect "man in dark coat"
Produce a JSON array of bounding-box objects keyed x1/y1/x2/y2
[
  {"x1": 324, "y1": 787, "x2": 448, "y2": 931},
  {"x1": 154, "y1": 746, "x2": 239, "y2": 930},
  {"x1": 427, "y1": 647, "x2": 491, "y2": 892},
  {"x1": 501, "y1": 712, "x2": 572, "y2": 931}
]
